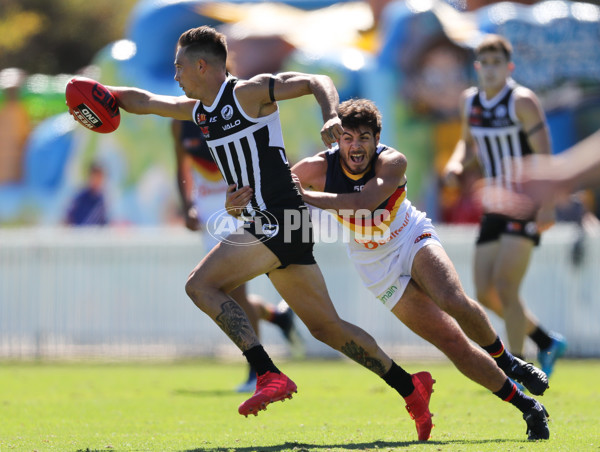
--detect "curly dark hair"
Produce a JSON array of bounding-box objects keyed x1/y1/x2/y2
[{"x1": 337, "y1": 98, "x2": 382, "y2": 135}]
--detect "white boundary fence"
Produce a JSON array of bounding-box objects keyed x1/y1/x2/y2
[{"x1": 0, "y1": 224, "x2": 598, "y2": 360}]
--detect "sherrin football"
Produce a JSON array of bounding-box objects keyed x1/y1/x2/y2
[{"x1": 65, "y1": 77, "x2": 120, "y2": 133}]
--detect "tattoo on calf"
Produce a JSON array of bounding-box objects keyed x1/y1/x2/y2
[
  {"x1": 341, "y1": 340, "x2": 386, "y2": 375},
  {"x1": 215, "y1": 300, "x2": 257, "y2": 350}
]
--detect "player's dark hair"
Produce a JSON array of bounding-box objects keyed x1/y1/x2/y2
[
  {"x1": 475, "y1": 34, "x2": 512, "y2": 61},
  {"x1": 178, "y1": 26, "x2": 228, "y2": 68},
  {"x1": 338, "y1": 98, "x2": 382, "y2": 136}
]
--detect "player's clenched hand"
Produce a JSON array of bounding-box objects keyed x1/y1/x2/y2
[
  {"x1": 184, "y1": 206, "x2": 201, "y2": 231},
  {"x1": 225, "y1": 184, "x2": 253, "y2": 218},
  {"x1": 320, "y1": 117, "x2": 343, "y2": 149}
]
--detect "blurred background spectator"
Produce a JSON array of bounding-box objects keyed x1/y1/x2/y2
[{"x1": 64, "y1": 162, "x2": 108, "y2": 226}]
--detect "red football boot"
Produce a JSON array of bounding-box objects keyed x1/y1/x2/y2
[
  {"x1": 404, "y1": 371, "x2": 435, "y2": 441},
  {"x1": 238, "y1": 371, "x2": 297, "y2": 417}
]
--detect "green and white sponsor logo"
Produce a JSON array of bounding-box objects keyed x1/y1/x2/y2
[{"x1": 378, "y1": 285, "x2": 398, "y2": 305}]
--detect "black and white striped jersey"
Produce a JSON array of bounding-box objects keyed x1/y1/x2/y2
[
  {"x1": 192, "y1": 76, "x2": 303, "y2": 215},
  {"x1": 465, "y1": 79, "x2": 534, "y2": 186}
]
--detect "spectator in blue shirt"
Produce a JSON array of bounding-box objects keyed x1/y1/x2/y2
[{"x1": 65, "y1": 162, "x2": 108, "y2": 226}]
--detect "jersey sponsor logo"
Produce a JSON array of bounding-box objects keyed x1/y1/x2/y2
[
  {"x1": 378, "y1": 285, "x2": 398, "y2": 305},
  {"x1": 195, "y1": 112, "x2": 206, "y2": 124},
  {"x1": 491, "y1": 118, "x2": 513, "y2": 127},
  {"x1": 209, "y1": 116, "x2": 217, "y2": 123},
  {"x1": 414, "y1": 232, "x2": 432, "y2": 243},
  {"x1": 196, "y1": 184, "x2": 227, "y2": 197},
  {"x1": 223, "y1": 119, "x2": 241, "y2": 131},
  {"x1": 75, "y1": 103, "x2": 102, "y2": 129},
  {"x1": 354, "y1": 211, "x2": 410, "y2": 249},
  {"x1": 221, "y1": 105, "x2": 234, "y2": 120},
  {"x1": 200, "y1": 126, "x2": 210, "y2": 138}
]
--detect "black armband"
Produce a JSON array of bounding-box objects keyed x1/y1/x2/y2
[
  {"x1": 527, "y1": 121, "x2": 546, "y2": 136},
  {"x1": 269, "y1": 76, "x2": 276, "y2": 103}
]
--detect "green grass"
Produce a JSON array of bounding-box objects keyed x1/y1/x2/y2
[{"x1": 1, "y1": 359, "x2": 599, "y2": 451}]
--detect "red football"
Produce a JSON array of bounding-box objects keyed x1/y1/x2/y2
[{"x1": 65, "y1": 77, "x2": 120, "y2": 133}]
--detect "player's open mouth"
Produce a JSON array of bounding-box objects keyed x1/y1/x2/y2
[{"x1": 350, "y1": 153, "x2": 365, "y2": 164}]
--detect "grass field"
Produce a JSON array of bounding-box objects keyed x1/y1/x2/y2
[{"x1": 1, "y1": 358, "x2": 599, "y2": 451}]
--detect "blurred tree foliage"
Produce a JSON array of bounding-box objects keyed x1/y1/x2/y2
[{"x1": 0, "y1": 0, "x2": 138, "y2": 75}]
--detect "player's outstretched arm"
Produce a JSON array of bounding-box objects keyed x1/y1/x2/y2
[
  {"x1": 475, "y1": 130, "x2": 600, "y2": 218},
  {"x1": 561, "y1": 129, "x2": 600, "y2": 191},
  {"x1": 109, "y1": 86, "x2": 195, "y2": 121},
  {"x1": 276, "y1": 72, "x2": 342, "y2": 148},
  {"x1": 519, "y1": 129, "x2": 600, "y2": 203},
  {"x1": 236, "y1": 72, "x2": 343, "y2": 148}
]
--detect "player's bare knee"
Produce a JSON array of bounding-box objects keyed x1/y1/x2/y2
[
  {"x1": 494, "y1": 279, "x2": 519, "y2": 302},
  {"x1": 185, "y1": 270, "x2": 206, "y2": 302},
  {"x1": 306, "y1": 319, "x2": 339, "y2": 344},
  {"x1": 440, "y1": 332, "x2": 470, "y2": 359}
]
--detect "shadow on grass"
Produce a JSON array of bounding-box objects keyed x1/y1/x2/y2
[
  {"x1": 181, "y1": 438, "x2": 529, "y2": 451},
  {"x1": 173, "y1": 388, "x2": 238, "y2": 397}
]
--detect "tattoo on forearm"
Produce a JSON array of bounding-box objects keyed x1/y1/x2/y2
[
  {"x1": 341, "y1": 340, "x2": 386, "y2": 375},
  {"x1": 215, "y1": 300, "x2": 258, "y2": 350}
]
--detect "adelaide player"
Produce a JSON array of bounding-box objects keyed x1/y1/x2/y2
[{"x1": 288, "y1": 98, "x2": 550, "y2": 440}]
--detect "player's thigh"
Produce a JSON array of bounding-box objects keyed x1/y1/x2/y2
[
  {"x1": 188, "y1": 230, "x2": 281, "y2": 293},
  {"x1": 493, "y1": 234, "x2": 534, "y2": 285},
  {"x1": 268, "y1": 263, "x2": 341, "y2": 328},
  {"x1": 393, "y1": 280, "x2": 466, "y2": 348},
  {"x1": 410, "y1": 244, "x2": 467, "y2": 310}
]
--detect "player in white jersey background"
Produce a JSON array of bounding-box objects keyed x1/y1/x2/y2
[{"x1": 443, "y1": 34, "x2": 567, "y2": 379}]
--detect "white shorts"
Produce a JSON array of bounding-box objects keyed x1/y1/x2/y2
[{"x1": 347, "y1": 208, "x2": 443, "y2": 311}]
